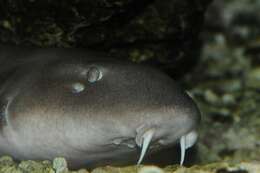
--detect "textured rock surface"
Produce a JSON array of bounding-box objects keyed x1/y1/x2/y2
[
  {"x1": 0, "y1": 156, "x2": 259, "y2": 173},
  {"x1": 186, "y1": 33, "x2": 260, "y2": 164},
  {"x1": 183, "y1": 0, "x2": 260, "y2": 165},
  {"x1": 0, "y1": 0, "x2": 212, "y2": 77}
]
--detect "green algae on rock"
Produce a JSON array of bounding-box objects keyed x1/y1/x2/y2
[
  {"x1": 0, "y1": 157, "x2": 90, "y2": 173},
  {"x1": 53, "y1": 158, "x2": 68, "y2": 173},
  {"x1": 184, "y1": 24, "x2": 260, "y2": 164},
  {"x1": 0, "y1": 156, "x2": 259, "y2": 173}
]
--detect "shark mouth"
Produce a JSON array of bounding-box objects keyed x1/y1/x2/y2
[{"x1": 136, "y1": 130, "x2": 198, "y2": 165}]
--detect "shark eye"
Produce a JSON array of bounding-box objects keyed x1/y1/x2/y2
[
  {"x1": 71, "y1": 82, "x2": 85, "y2": 93},
  {"x1": 87, "y1": 67, "x2": 102, "y2": 83}
]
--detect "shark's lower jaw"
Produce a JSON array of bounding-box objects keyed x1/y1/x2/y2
[{"x1": 136, "y1": 130, "x2": 198, "y2": 166}]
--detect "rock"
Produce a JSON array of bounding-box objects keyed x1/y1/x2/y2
[
  {"x1": 0, "y1": 156, "x2": 20, "y2": 173},
  {"x1": 205, "y1": 0, "x2": 260, "y2": 45},
  {"x1": 221, "y1": 94, "x2": 236, "y2": 106},
  {"x1": 185, "y1": 1, "x2": 260, "y2": 164},
  {"x1": 247, "y1": 67, "x2": 260, "y2": 89},
  {"x1": 19, "y1": 160, "x2": 54, "y2": 173},
  {"x1": 0, "y1": 0, "x2": 213, "y2": 77},
  {"x1": 138, "y1": 166, "x2": 164, "y2": 173},
  {"x1": 0, "y1": 156, "x2": 15, "y2": 166},
  {"x1": 0, "y1": 157, "x2": 259, "y2": 173},
  {"x1": 53, "y1": 158, "x2": 68, "y2": 173},
  {"x1": 204, "y1": 89, "x2": 219, "y2": 105}
]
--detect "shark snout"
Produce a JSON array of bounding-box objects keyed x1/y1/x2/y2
[
  {"x1": 134, "y1": 124, "x2": 198, "y2": 165},
  {"x1": 133, "y1": 101, "x2": 201, "y2": 165}
]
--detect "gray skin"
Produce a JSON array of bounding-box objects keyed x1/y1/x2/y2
[{"x1": 0, "y1": 46, "x2": 200, "y2": 169}]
